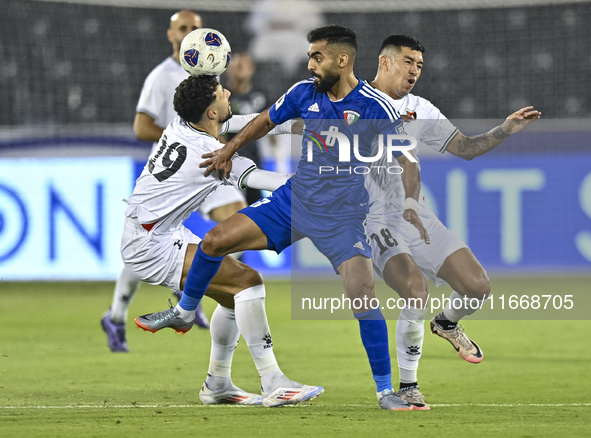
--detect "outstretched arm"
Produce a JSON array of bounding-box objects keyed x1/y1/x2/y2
[
  {"x1": 446, "y1": 106, "x2": 541, "y2": 160},
  {"x1": 223, "y1": 114, "x2": 296, "y2": 135},
  {"x1": 201, "y1": 109, "x2": 276, "y2": 178},
  {"x1": 395, "y1": 153, "x2": 430, "y2": 244},
  {"x1": 241, "y1": 169, "x2": 291, "y2": 192}
]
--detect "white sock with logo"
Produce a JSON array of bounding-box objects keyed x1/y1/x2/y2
[
  {"x1": 110, "y1": 266, "x2": 141, "y2": 323},
  {"x1": 443, "y1": 290, "x2": 487, "y2": 323},
  {"x1": 397, "y1": 306, "x2": 427, "y2": 385},
  {"x1": 234, "y1": 285, "x2": 290, "y2": 393},
  {"x1": 205, "y1": 304, "x2": 239, "y2": 391}
]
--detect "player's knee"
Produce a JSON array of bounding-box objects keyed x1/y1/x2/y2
[
  {"x1": 242, "y1": 266, "x2": 264, "y2": 288},
  {"x1": 389, "y1": 274, "x2": 427, "y2": 301},
  {"x1": 344, "y1": 278, "x2": 374, "y2": 300},
  {"x1": 464, "y1": 271, "x2": 491, "y2": 299},
  {"x1": 231, "y1": 261, "x2": 263, "y2": 287},
  {"x1": 202, "y1": 226, "x2": 231, "y2": 256},
  {"x1": 406, "y1": 280, "x2": 428, "y2": 303},
  {"x1": 224, "y1": 264, "x2": 263, "y2": 295}
]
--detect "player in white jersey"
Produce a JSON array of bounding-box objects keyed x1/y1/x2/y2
[
  {"x1": 365, "y1": 35, "x2": 541, "y2": 409},
  {"x1": 102, "y1": 10, "x2": 246, "y2": 351},
  {"x1": 125, "y1": 74, "x2": 323, "y2": 407}
]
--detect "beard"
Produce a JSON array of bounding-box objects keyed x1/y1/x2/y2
[
  {"x1": 312, "y1": 70, "x2": 340, "y2": 94},
  {"x1": 220, "y1": 107, "x2": 232, "y2": 124}
]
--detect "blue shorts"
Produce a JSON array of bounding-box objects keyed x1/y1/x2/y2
[{"x1": 240, "y1": 181, "x2": 371, "y2": 273}]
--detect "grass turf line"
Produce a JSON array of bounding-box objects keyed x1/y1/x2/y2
[{"x1": 0, "y1": 277, "x2": 590, "y2": 437}]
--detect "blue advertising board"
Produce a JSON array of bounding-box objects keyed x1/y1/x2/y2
[
  {"x1": 0, "y1": 157, "x2": 133, "y2": 280},
  {"x1": 195, "y1": 153, "x2": 591, "y2": 275},
  {"x1": 0, "y1": 150, "x2": 589, "y2": 280}
]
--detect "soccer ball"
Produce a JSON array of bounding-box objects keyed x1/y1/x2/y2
[{"x1": 180, "y1": 28, "x2": 232, "y2": 77}]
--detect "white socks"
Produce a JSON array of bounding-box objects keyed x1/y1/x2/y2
[
  {"x1": 200, "y1": 285, "x2": 290, "y2": 393},
  {"x1": 175, "y1": 305, "x2": 196, "y2": 322},
  {"x1": 442, "y1": 290, "x2": 487, "y2": 323},
  {"x1": 110, "y1": 265, "x2": 141, "y2": 323},
  {"x1": 397, "y1": 306, "x2": 428, "y2": 384},
  {"x1": 206, "y1": 305, "x2": 240, "y2": 390},
  {"x1": 234, "y1": 285, "x2": 289, "y2": 392}
]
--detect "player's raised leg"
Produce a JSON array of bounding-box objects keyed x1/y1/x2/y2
[
  {"x1": 177, "y1": 198, "x2": 250, "y2": 330},
  {"x1": 134, "y1": 214, "x2": 266, "y2": 333},
  {"x1": 382, "y1": 253, "x2": 430, "y2": 410},
  {"x1": 430, "y1": 248, "x2": 490, "y2": 363},
  {"x1": 338, "y1": 255, "x2": 414, "y2": 411},
  {"x1": 136, "y1": 214, "x2": 324, "y2": 406},
  {"x1": 177, "y1": 212, "x2": 269, "y2": 316}
]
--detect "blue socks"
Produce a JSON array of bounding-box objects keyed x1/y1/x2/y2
[
  {"x1": 355, "y1": 308, "x2": 392, "y2": 392},
  {"x1": 178, "y1": 244, "x2": 224, "y2": 311}
]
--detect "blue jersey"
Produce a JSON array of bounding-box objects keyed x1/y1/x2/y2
[{"x1": 269, "y1": 78, "x2": 403, "y2": 214}]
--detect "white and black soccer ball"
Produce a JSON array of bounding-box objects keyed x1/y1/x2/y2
[{"x1": 180, "y1": 28, "x2": 232, "y2": 77}]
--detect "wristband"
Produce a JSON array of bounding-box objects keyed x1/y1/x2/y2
[{"x1": 404, "y1": 197, "x2": 420, "y2": 214}]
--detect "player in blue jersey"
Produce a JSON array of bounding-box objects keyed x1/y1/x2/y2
[{"x1": 136, "y1": 25, "x2": 426, "y2": 411}]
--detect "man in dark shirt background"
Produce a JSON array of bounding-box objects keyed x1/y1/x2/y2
[{"x1": 224, "y1": 53, "x2": 270, "y2": 205}]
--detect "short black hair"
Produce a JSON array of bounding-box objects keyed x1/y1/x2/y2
[
  {"x1": 307, "y1": 25, "x2": 357, "y2": 53},
  {"x1": 379, "y1": 34, "x2": 425, "y2": 55},
  {"x1": 173, "y1": 75, "x2": 219, "y2": 124}
]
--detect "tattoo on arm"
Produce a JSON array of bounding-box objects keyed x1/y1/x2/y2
[{"x1": 455, "y1": 126, "x2": 508, "y2": 160}]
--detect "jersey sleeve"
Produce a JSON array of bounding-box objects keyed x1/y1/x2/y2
[
  {"x1": 136, "y1": 70, "x2": 168, "y2": 128},
  {"x1": 416, "y1": 99, "x2": 459, "y2": 154},
  {"x1": 224, "y1": 154, "x2": 257, "y2": 189},
  {"x1": 221, "y1": 114, "x2": 254, "y2": 135},
  {"x1": 268, "y1": 80, "x2": 309, "y2": 125}
]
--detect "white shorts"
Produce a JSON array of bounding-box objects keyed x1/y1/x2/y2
[
  {"x1": 120, "y1": 217, "x2": 202, "y2": 293},
  {"x1": 197, "y1": 185, "x2": 245, "y2": 220},
  {"x1": 366, "y1": 208, "x2": 468, "y2": 287}
]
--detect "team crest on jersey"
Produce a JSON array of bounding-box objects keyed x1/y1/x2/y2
[
  {"x1": 343, "y1": 110, "x2": 360, "y2": 126},
  {"x1": 405, "y1": 109, "x2": 417, "y2": 119}
]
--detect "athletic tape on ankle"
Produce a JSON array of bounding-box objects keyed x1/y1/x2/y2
[
  {"x1": 256, "y1": 353, "x2": 278, "y2": 375},
  {"x1": 399, "y1": 306, "x2": 427, "y2": 322},
  {"x1": 234, "y1": 284, "x2": 266, "y2": 303},
  {"x1": 209, "y1": 359, "x2": 232, "y2": 377}
]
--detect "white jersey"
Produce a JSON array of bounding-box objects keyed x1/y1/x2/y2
[
  {"x1": 124, "y1": 116, "x2": 256, "y2": 236},
  {"x1": 135, "y1": 57, "x2": 245, "y2": 217},
  {"x1": 365, "y1": 91, "x2": 459, "y2": 216},
  {"x1": 136, "y1": 57, "x2": 188, "y2": 132}
]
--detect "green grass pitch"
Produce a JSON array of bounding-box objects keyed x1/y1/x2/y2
[{"x1": 1, "y1": 276, "x2": 590, "y2": 437}]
